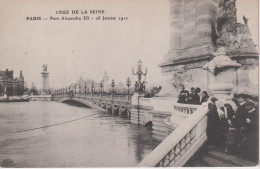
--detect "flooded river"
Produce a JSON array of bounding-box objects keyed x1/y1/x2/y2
[{"x1": 0, "y1": 101, "x2": 159, "y2": 167}]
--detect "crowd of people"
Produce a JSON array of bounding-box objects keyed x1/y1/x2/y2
[
  {"x1": 177, "y1": 86, "x2": 209, "y2": 105},
  {"x1": 177, "y1": 87, "x2": 258, "y2": 161},
  {"x1": 207, "y1": 94, "x2": 258, "y2": 161}
]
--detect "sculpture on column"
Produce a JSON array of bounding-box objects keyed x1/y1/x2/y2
[
  {"x1": 132, "y1": 59, "x2": 147, "y2": 94},
  {"x1": 214, "y1": 0, "x2": 256, "y2": 50}
]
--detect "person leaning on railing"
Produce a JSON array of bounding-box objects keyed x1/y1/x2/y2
[{"x1": 201, "y1": 91, "x2": 209, "y2": 104}]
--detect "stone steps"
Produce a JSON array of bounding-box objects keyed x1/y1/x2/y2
[
  {"x1": 185, "y1": 143, "x2": 258, "y2": 167},
  {"x1": 207, "y1": 149, "x2": 256, "y2": 166}
]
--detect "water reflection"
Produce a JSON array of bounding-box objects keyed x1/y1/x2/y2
[{"x1": 0, "y1": 102, "x2": 159, "y2": 167}]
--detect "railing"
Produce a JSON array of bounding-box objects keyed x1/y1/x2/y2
[
  {"x1": 138, "y1": 104, "x2": 208, "y2": 167},
  {"x1": 171, "y1": 103, "x2": 201, "y2": 125},
  {"x1": 55, "y1": 93, "x2": 131, "y2": 102},
  {"x1": 139, "y1": 98, "x2": 152, "y2": 106}
]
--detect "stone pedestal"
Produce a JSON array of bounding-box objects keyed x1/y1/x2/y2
[{"x1": 203, "y1": 47, "x2": 241, "y2": 100}]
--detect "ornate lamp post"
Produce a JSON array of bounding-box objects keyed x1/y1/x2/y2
[
  {"x1": 111, "y1": 79, "x2": 115, "y2": 93},
  {"x1": 132, "y1": 59, "x2": 148, "y2": 125},
  {"x1": 91, "y1": 81, "x2": 94, "y2": 97},
  {"x1": 132, "y1": 59, "x2": 147, "y2": 94},
  {"x1": 100, "y1": 80, "x2": 104, "y2": 97},
  {"x1": 126, "y1": 77, "x2": 131, "y2": 101},
  {"x1": 111, "y1": 79, "x2": 115, "y2": 100},
  {"x1": 79, "y1": 83, "x2": 81, "y2": 95},
  {"x1": 84, "y1": 82, "x2": 87, "y2": 96}
]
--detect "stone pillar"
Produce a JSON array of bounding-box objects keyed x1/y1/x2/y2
[
  {"x1": 182, "y1": 0, "x2": 196, "y2": 48},
  {"x1": 195, "y1": 0, "x2": 217, "y2": 44},
  {"x1": 167, "y1": 0, "x2": 183, "y2": 61}
]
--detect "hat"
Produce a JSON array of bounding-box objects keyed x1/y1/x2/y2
[
  {"x1": 195, "y1": 87, "x2": 201, "y2": 93},
  {"x1": 211, "y1": 97, "x2": 218, "y2": 103}
]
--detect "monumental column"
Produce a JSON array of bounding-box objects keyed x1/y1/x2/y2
[
  {"x1": 158, "y1": 0, "x2": 258, "y2": 97},
  {"x1": 41, "y1": 64, "x2": 50, "y2": 95}
]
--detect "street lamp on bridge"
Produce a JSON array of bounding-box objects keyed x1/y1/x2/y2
[
  {"x1": 100, "y1": 80, "x2": 104, "y2": 97},
  {"x1": 79, "y1": 84, "x2": 81, "y2": 94},
  {"x1": 91, "y1": 81, "x2": 94, "y2": 96},
  {"x1": 85, "y1": 82, "x2": 87, "y2": 96},
  {"x1": 132, "y1": 59, "x2": 148, "y2": 94},
  {"x1": 111, "y1": 79, "x2": 115, "y2": 100},
  {"x1": 111, "y1": 79, "x2": 115, "y2": 94},
  {"x1": 126, "y1": 77, "x2": 131, "y2": 101}
]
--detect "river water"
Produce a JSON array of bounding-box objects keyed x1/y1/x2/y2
[{"x1": 0, "y1": 101, "x2": 159, "y2": 167}]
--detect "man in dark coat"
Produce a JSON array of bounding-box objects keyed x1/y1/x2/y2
[
  {"x1": 207, "y1": 97, "x2": 221, "y2": 146},
  {"x1": 235, "y1": 95, "x2": 248, "y2": 130},
  {"x1": 243, "y1": 100, "x2": 258, "y2": 161},
  {"x1": 190, "y1": 87, "x2": 200, "y2": 105}
]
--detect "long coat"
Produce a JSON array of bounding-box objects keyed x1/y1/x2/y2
[{"x1": 207, "y1": 104, "x2": 221, "y2": 144}]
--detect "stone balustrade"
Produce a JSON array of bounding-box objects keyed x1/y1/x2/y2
[
  {"x1": 139, "y1": 98, "x2": 152, "y2": 106},
  {"x1": 171, "y1": 103, "x2": 201, "y2": 125},
  {"x1": 55, "y1": 93, "x2": 131, "y2": 102},
  {"x1": 138, "y1": 105, "x2": 208, "y2": 167}
]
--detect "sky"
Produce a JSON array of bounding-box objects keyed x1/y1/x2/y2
[{"x1": 0, "y1": 0, "x2": 258, "y2": 89}]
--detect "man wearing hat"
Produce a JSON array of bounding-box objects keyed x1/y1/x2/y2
[{"x1": 190, "y1": 87, "x2": 200, "y2": 105}]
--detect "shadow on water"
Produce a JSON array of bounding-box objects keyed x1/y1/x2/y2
[{"x1": 62, "y1": 100, "x2": 91, "y2": 108}]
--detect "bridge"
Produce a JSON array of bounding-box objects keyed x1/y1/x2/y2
[
  {"x1": 53, "y1": 92, "x2": 258, "y2": 167},
  {"x1": 54, "y1": 93, "x2": 132, "y2": 116}
]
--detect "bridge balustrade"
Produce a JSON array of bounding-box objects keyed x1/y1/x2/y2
[
  {"x1": 171, "y1": 103, "x2": 201, "y2": 125},
  {"x1": 138, "y1": 104, "x2": 208, "y2": 167},
  {"x1": 61, "y1": 93, "x2": 131, "y2": 102}
]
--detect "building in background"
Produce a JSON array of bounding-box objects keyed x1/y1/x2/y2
[{"x1": 0, "y1": 69, "x2": 25, "y2": 96}]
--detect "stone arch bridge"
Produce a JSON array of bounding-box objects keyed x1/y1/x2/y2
[{"x1": 54, "y1": 93, "x2": 132, "y2": 116}]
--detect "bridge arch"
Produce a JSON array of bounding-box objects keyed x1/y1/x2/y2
[{"x1": 58, "y1": 97, "x2": 106, "y2": 112}]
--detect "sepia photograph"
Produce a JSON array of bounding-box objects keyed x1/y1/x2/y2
[{"x1": 0, "y1": 0, "x2": 259, "y2": 167}]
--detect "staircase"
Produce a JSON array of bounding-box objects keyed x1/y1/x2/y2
[
  {"x1": 185, "y1": 143, "x2": 258, "y2": 167},
  {"x1": 137, "y1": 102, "x2": 259, "y2": 167}
]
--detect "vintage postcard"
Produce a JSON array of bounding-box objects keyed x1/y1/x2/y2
[{"x1": 0, "y1": 0, "x2": 259, "y2": 167}]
